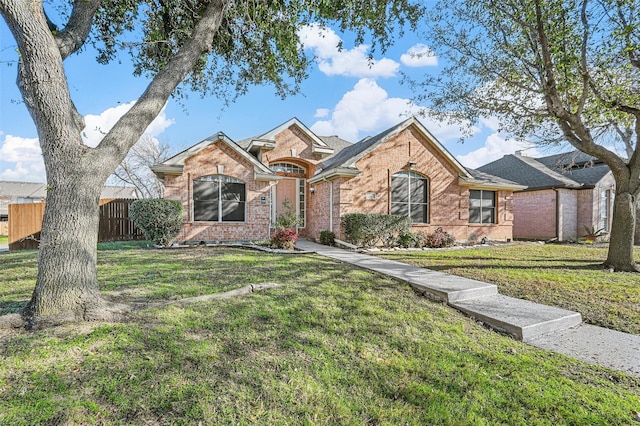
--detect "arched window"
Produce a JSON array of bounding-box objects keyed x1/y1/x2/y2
[
  {"x1": 193, "y1": 175, "x2": 245, "y2": 222},
  {"x1": 391, "y1": 171, "x2": 429, "y2": 223},
  {"x1": 269, "y1": 162, "x2": 306, "y2": 175}
]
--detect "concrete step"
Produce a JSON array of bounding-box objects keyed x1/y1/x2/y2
[
  {"x1": 311, "y1": 247, "x2": 499, "y2": 303},
  {"x1": 451, "y1": 295, "x2": 582, "y2": 342}
]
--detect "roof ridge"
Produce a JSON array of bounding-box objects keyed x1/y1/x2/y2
[{"x1": 514, "y1": 154, "x2": 582, "y2": 188}]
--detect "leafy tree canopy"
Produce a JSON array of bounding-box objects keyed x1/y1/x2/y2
[{"x1": 410, "y1": 0, "x2": 640, "y2": 271}]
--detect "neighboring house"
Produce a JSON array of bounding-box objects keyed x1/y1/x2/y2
[
  {"x1": 0, "y1": 181, "x2": 138, "y2": 229},
  {"x1": 477, "y1": 151, "x2": 618, "y2": 241},
  {"x1": 152, "y1": 117, "x2": 525, "y2": 244}
]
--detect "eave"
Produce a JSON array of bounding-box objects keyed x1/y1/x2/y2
[
  {"x1": 308, "y1": 167, "x2": 361, "y2": 183},
  {"x1": 150, "y1": 164, "x2": 184, "y2": 178},
  {"x1": 458, "y1": 176, "x2": 528, "y2": 192}
]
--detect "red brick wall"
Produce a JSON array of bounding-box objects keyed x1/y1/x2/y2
[
  {"x1": 163, "y1": 141, "x2": 272, "y2": 242},
  {"x1": 307, "y1": 127, "x2": 515, "y2": 242},
  {"x1": 513, "y1": 190, "x2": 556, "y2": 240}
]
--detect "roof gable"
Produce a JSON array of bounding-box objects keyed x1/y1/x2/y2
[
  {"x1": 151, "y1": 132, "x2": 276, "y2": 179},
  {"x1": 246, "y1": 117, "x2": 335, "y2": 157},
  {"x1": 315, "y1": 116, "x2": 472, "y2": 180}
]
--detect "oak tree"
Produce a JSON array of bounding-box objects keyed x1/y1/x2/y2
[
  {"x1": 412, "y1": 0, "x2": 640, "y2": 271},
  {"x1": 0, "y1": 0, "x2": 423, "y2": 326}
]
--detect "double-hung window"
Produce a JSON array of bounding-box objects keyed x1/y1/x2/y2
[
  {"x1": 193, "y1": 175, "x2": 246, "y2": 222},
  {"x1": 391, "y1": 171, "x2": 429, "y2": 223},
  {"x1": 469, "y1": 190, "x2": 496, "y2": 224}
]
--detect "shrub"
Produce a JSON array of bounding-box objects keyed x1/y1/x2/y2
[
  {"x1": 319, "y1": 230, "x2": 335, "y2": 246},
  {"x1": 130, "y1": 199, "x2": 183, "y2": 246},
  {"x1": 271, "y1": 227, "x2": 298, "y2": 250},
  {"x1": 274, "y1": 199, "x2": 302, "y2": 231},
  {"x1": 342, "y1": 213, "x2": 411, "y2": 248},
  {"x1": 398, "y1": 231, "x2": 425, "y2": 248},
  {"x1": 425, "y1": 227, "x2": 456, "y2": 248}
]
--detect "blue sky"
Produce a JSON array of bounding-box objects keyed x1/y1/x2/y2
[{"x1": 0, "y1": 18, "x2": 538, "y2": 183}]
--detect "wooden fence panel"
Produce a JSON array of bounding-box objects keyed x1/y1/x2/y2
[
  {"x1": 99, "y1": 199, "x2": 145, "y2": 242},
  {"x1": 8, "y1": 202, "x2": 45, "y2": 250},
  {"x1": 8, "y1": 199, "x2": 143, "y2": 250}
]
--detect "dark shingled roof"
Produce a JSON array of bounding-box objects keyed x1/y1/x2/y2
[
  {"x1": 467, "y1": 169, "x2": 525, "y2": 188},
  {"x1": 477, "y1": 150, "x2": 612, "y2": 190},
  {"x1": 318, "y1": 135, "x2": 353, "y2": 155},
  {"x1": 318, "y1": 120, "x2": 406, "y2": 171}
]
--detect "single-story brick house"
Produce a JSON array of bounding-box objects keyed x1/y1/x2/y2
[
  {"x1": 152, "y1": 117, "x2": 525, "y2": 243},
  {"x1": 477, "y1": 150, "x2": 621, "y2": 241}
]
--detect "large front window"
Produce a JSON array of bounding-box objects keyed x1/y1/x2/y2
[
  {"x1": 193, "y1": 175, "x2": 246, "y2": 222},
  {"x1": 391, "y1": 171, "x2": 428, "y2": 223},
  {"x1": 469, "y1": 190, "x2": 496, "y2": 224}
]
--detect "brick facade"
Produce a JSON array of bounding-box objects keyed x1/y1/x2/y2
[
  {"x1": 513, "y1": 172, "x2": 616, "y2": 241},
  {"x1": 158, "y1": 119, "x2": 519, "y2": 244},
  {"x1": 163, "y1": 141, "x2": 273, "y2": 242}
]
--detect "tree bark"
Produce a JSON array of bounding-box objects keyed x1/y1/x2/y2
[
  {"x1": 1, "y1": 0, "x2": 230, "y2": 326},
  {"x1": 605, "y1": 191, "x2": 639, "y2": 272}
]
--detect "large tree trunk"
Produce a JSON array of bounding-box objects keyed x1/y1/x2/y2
[
  {"x1": 605, "y1": 191, "x2": 639, "y2": 272},
  {"x1": 1, "y1": 0, "x2": 229, "y2": 327},
  {"x1": 23, "y1": 174, "x2": 129, "y2": 327}
]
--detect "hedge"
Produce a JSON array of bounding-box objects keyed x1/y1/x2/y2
[
  {"x1": 342, "y1": 213, "x2": 411, "y2": 248},
  {"x1": 130, "y1": 199, "x2": 183, "y2": 246}
]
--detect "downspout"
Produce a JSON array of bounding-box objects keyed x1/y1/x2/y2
[{"x1": 329, "y1": 180, "x2": 333, "y2": 233}]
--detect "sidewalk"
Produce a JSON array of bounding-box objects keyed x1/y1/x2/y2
[{"x1": 296, "y1": 239, "x2": 640, "y2": 377}]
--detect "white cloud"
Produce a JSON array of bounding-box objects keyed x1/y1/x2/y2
[
  {"x1": 82, "y1": 101, "x2": 174, "y2": 147},
  {"x1": 314, "y1": 108, "x2": 330, "y2": 118},
  {"x1": 0, "y1": 102, "x2": 174, "y2": 183},
  {"x1": 0, "y1": 135, "x2": 45, "y2": 182},
  {"x1": 458, "y1": 133, "x2": 540, "y2": 169},
  {"x1": 298, "y1": 24, "x2": 399, "y2": 78},
  {"x1": 400, "y1": 44, "x2": 438, "y2": 67},
  {"x1": 310, "y1": 78, "x2": 477, "y2": 143}
]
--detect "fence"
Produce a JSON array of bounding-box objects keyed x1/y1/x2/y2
[
  {"x1": 0, "y1": 221, "x2": 8, "y2": 236},
  {"x1": 8, "y1": 199, "x2": 144, "y2": 250}
]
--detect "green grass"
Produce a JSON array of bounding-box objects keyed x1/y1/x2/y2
[
  {"x1": 376, "y1": 243, "x2": 640, "y2": 335},
  {"x1": 0, "y1": 235, "x2": 7, "y2": 244},
  {"x1": 0, "y1": 244, "x2": 639, "y2": 425}
]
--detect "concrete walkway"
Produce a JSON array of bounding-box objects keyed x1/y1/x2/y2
[{"x1": 295, "y1": 239, "x2": 640, "y2": 377}]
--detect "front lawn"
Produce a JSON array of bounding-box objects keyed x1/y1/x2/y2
[
  {"x1": 376, "y1": 243, "x2": 640, "y2": 335},
  {"x1": 0, "y1": 235, "x2": 7, "y2": 244},
  {"x1": 0, "y1": 245, "x2": 638, "y2": 424}
]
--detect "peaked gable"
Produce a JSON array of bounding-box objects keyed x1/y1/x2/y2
[
  {"x1": 245, "y1": 117, "x2": 335, "y2": 157},
  {"x1": 311, "y1": 117, "x2": 472, "y2": 182},
  {"x1": 151, "y1": 132, "x2": 276, "y2": 181}
]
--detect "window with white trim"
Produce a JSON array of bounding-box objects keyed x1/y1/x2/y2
[
  {"x1": 193, "y1": 175, "x2": 246, "y2": 222},
  {"x1": 391, "y1": 171, "x2": 429, "y2": 223},
  {"x1": 469, "y1": 190, "x2": 496, "y2": 224},
  {"x1": 269, "y1": 163, "x2": 306, "y2": 175},
  {"x1": 600, "y1": 189, "x2": 612, "y2": 232}
]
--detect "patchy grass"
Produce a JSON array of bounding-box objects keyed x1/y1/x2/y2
[
  {"x1": 376, "y1": 243, "x2": 640, "y2": 335},
  {"x1": 0, "y1": 244, "x2": 639, "y2": 424}
]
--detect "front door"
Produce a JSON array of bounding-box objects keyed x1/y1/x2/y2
[
  {"x1": 275, "y1": 178, "x2": 297, "y2": 218},
  {"x1": 272, "y1": 178, "x2": 305, "y2": 229}
]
